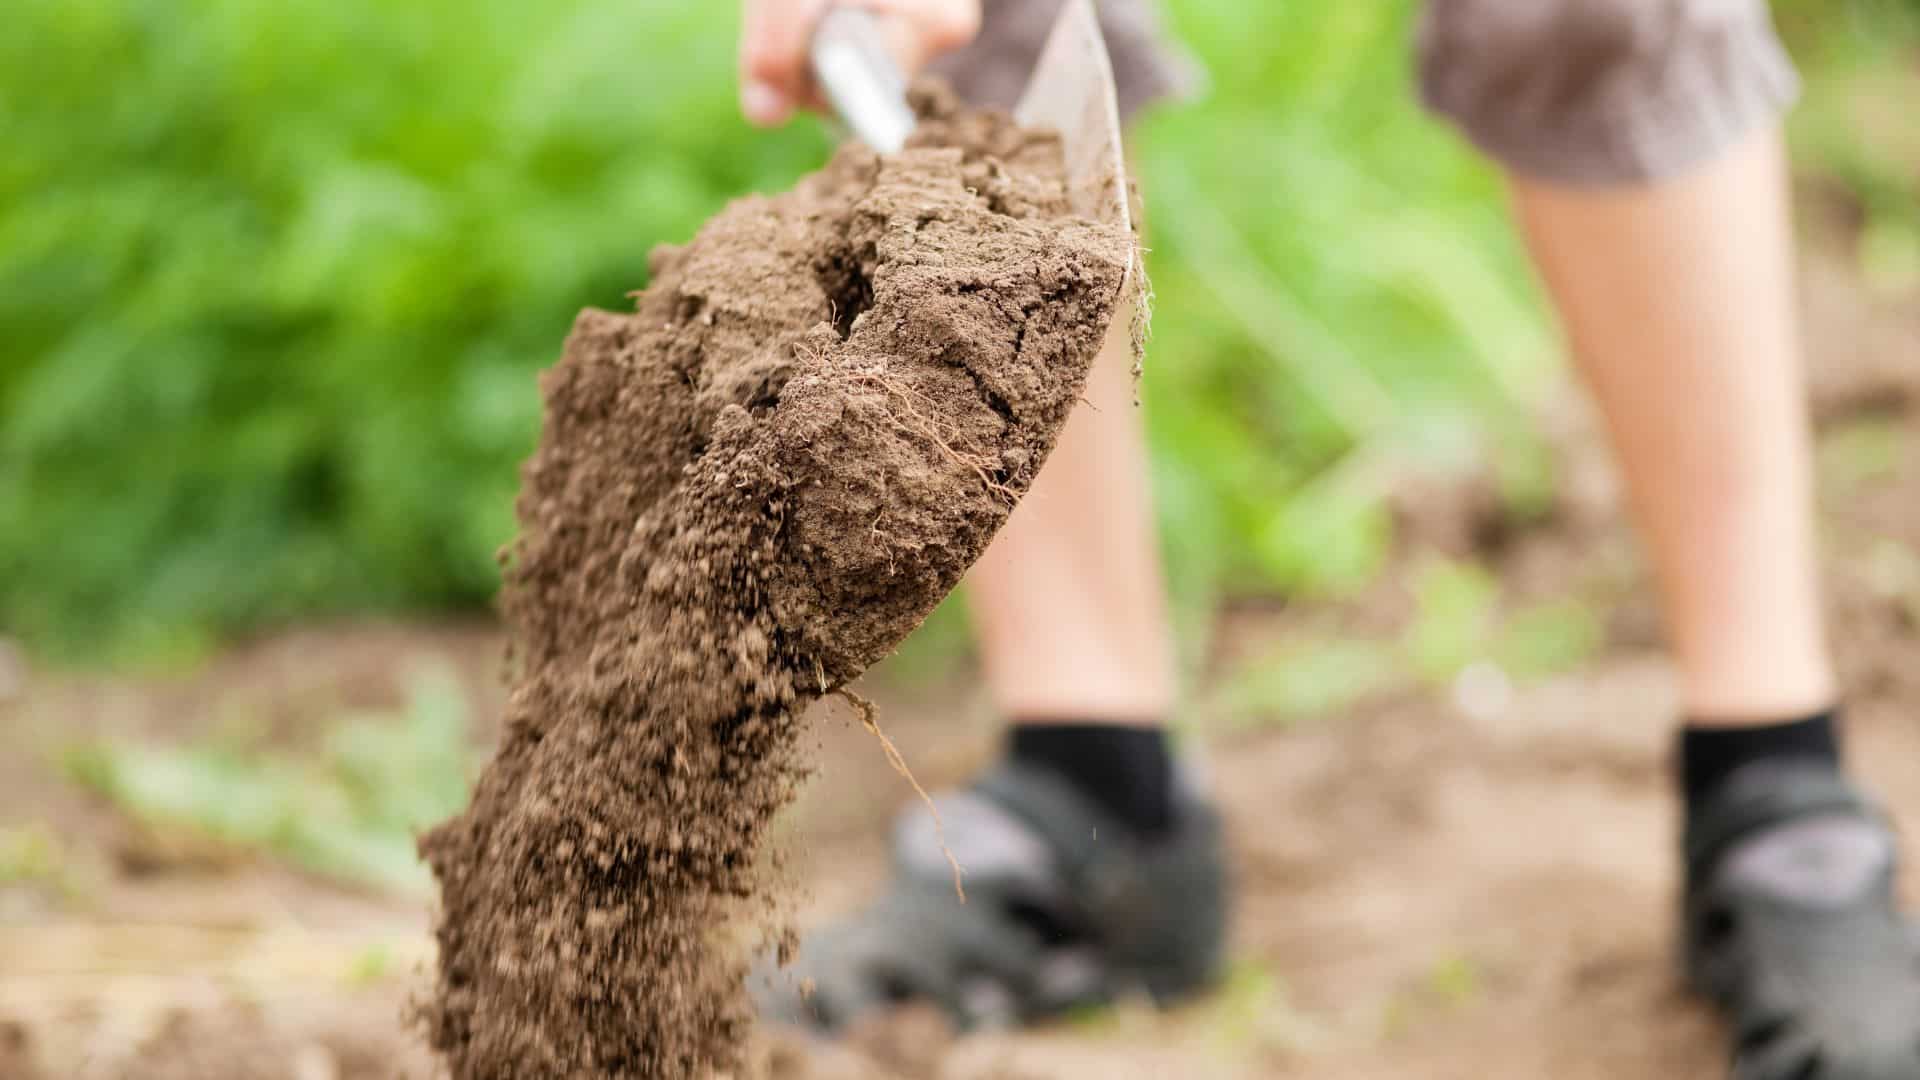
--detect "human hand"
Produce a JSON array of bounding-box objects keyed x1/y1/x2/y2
[{"x1": 738, "y1": 0, "x2": 982, "y2": 126}]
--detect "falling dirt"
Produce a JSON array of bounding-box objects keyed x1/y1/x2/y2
[{"x1": 413, "y1": 92, "x2": 1134, "y2": 1079}]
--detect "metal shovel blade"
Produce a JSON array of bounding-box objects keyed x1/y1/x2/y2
[{"x1": 1013, "y1": 0, "x2": 1132, "y2": 236}]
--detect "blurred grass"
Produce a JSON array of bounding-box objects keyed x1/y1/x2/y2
[
  {"x1": 1136, "y1": 1, "x2": 1554, "y2": 645},
  {"x1": 1199, "y1": 555, "x2": 1607, "y2": 732},
  {"x1": 1, "y1": 0, "x2": 1915, "y2": 663},
  {"x1": 61, "y1": 667, "x2": 474, "y2": 892},
  {"x1": 0, "y1": 824, "x2": 70, "y2": 887},
  {"x1": 0, "y1": 0, "x2": 834, "y2": 660}
]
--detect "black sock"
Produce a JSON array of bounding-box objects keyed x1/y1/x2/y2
[
  {"x1": 1679, "y1": 709, "x2": 1842, "y2": 814},
  {"x1": 1007, "y1": 722, "x2": 1174, "y2": 838}
]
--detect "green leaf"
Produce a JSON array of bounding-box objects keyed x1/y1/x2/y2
[{"x1": 61, "y1": 667, "x2": 475, "y2": 893}]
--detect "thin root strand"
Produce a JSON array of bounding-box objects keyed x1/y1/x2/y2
[{"x1": 834, "y1": 687, "x2": 966, "y2": 902}]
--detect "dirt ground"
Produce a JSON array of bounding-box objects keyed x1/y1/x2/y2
[{"x1": 3, "y1": 235, "x2": 1917, "y2": 1078}]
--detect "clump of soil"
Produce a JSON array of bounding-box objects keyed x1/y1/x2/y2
[
  {"x1": 418, "y1": 90, "x2": 1135, "y2": 1079},
  {"x1": 0, "y1": 1020, "x2": 37, "y2": 1080}
]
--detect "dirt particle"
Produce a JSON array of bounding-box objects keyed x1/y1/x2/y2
[{"x1": 417, "y1": 94, "x2": 1133, "y2": 1079}]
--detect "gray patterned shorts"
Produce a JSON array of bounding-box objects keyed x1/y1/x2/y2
[{"x1": 928, "y1": 0, "x2": 1799, "y2": 185}]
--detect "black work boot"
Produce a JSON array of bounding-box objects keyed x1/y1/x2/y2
[
  {"x1": 1683, "y1": 759, "x2": 1920, "y2": 1079},
  {"x1": 755, "y1": 759, "x2": 1229, "y2": 1033}
]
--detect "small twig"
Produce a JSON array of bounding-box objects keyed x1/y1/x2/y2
[{"x1": 833, "y1": 688, "x2": 965, "y2": 902}]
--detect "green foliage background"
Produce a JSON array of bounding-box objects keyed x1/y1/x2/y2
[{"x1": 3, "y1": 0, "x2": 1916, "y2": 662}]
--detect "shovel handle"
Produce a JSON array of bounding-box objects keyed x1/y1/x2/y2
[{"x1": 809, "y1": 7, "x2": 916, "y2": 153}]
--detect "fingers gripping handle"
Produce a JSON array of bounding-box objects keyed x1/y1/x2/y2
[{"x1": 809, "y1": 7, "x2": 916, "y2": 153}]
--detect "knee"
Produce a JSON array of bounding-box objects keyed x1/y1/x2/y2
[{"x1": 1417, "y1": 0, "x2": 1800, "y2": 185}]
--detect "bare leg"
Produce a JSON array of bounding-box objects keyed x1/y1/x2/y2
[
  {"x1": 965, "y1": 304, "x2": 1176, "y2": 724},
  {"x1": 1510, "y1": 128, "x2": 1836, "y2": 722}
]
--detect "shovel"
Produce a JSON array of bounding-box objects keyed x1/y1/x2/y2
[{"x1": 809, "y1": 0, "x2": 1133, "y2": 235}]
